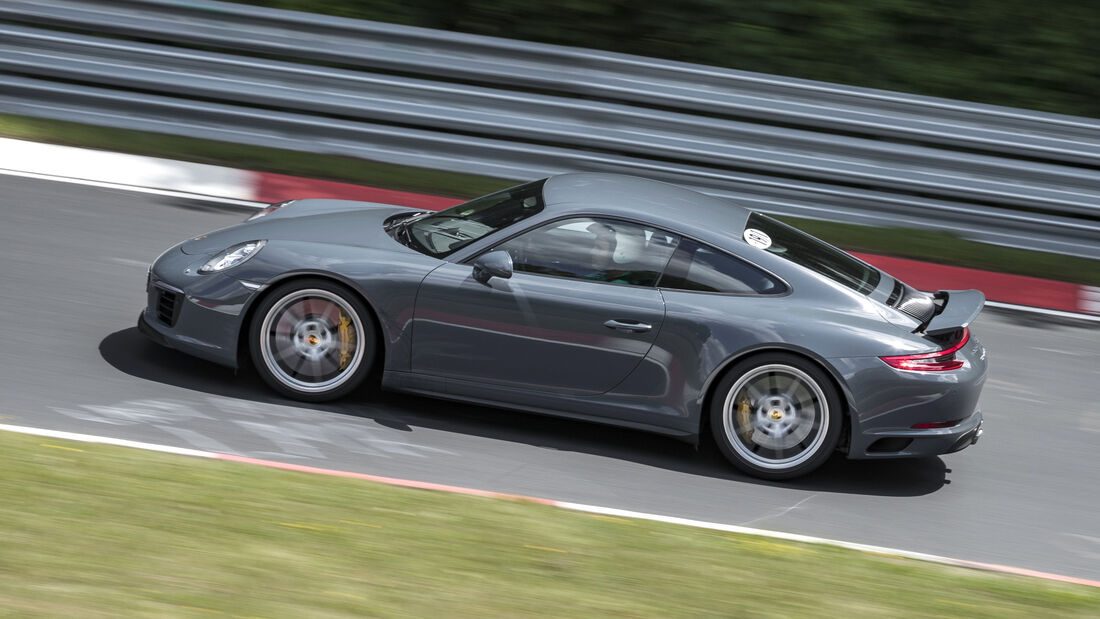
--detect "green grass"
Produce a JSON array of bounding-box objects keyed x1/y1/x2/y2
[
  {"x1": 1, "y1": 430, "x2": 1098, "y2": 617},
  {"x1": 2, "y1": 113, "x2": 1095, "y2": 286}
]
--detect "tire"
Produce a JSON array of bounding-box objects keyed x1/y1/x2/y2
[
  {"x1": 710, "y1": 353, "x2": 842, "y2": 480},
  {"x1": 249, "y1": 278, "x2": 376, "y2": 402}
]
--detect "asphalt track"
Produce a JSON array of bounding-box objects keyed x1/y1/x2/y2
[{"x1": 2, "y1": 174, "x2": 1098, "y2": 581}]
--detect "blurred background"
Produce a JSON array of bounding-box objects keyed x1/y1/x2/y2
[
  {"x1": 2, "y1": 3, "x2": 1100, "y2": 614},
  {"x1": 247, "y1": 0, "x2": 1100, "y2": 117},
  {"x1": 2, "y1": 0, "x2": 1097, "y2": 305}
]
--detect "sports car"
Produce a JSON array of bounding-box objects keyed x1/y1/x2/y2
[{"x1": 139, "y1": 173, "x2": 987, "y2": 479}]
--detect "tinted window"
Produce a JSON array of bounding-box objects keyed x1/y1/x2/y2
[
  {"x1": 494, "y1": 217, "x2": 680, "y2": 287},
  {"x1": 405, "y1": 179, "x2": 546, "y2": 257},
  {"x1": 659, "y1": 240, "x2": 785, "y2": 294},
  {"x1": 745, "y1": 212, "x2": 880, "y2": 295}
]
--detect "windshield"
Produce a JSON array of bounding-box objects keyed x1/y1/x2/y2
[
  {"x1": 404, "y1": 179, "x2": 547, "y2": 257},
  {"x1": 744, "y1": 213, "x2": 880, "y2": 295}
]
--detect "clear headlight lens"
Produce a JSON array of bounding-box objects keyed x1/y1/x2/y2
[
  {"x1": 199, "y1": 240, "x2": 266, "y2": 273},
  {"x1": 246, "y1": 200, "x2": 295, "y2": 222}
]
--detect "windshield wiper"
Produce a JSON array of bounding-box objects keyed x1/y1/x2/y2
[
  {"x1": 387, "y1": 212, "x2": 434, "y2": 254},
  {"x1": 385, "y1": 211, "x2": 429, "y2": 232},
  {"x1": 394, "y1": 220, "x2": 417, "y2": 247}
]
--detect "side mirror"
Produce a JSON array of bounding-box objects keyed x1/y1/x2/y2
[{"x1": 472, "y1": 250, "x2": 513, "y2": 285}]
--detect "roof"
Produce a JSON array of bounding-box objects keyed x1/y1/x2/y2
[{"x1": 541, "y1": 173, "x2": 751, "y2": 247}]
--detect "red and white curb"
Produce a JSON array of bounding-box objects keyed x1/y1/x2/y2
[
  {"x1": 0, "y1": 136, "x2": 459, "y2": 210},
  {"x1": 0, "y1": 137, "x2": 262, "y2": 207},
  {"x1": 3, "y1": 422, "x2": 1098, "y2": 589},
  {"x1": 1, "y1": 136, "x2": 1097, "y2": 319}
]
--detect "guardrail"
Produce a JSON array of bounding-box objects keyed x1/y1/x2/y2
[{"x1": 0, "y1": 0, "x2": 1098, "y2": 258}]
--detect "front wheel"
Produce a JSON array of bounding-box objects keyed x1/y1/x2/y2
[
  {"x1": 249, "y1": 279, "x2": 376, "y2": 402},
  {"x1": 710, "y1": 353, "x2": 842, "y2": 480}
]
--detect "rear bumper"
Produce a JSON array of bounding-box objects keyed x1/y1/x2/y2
[
  {"x1": 832, "y1": 333, "x2": 988, "y2": 459},
  {"x1": 851, "y1": 410, "x2": 984, "y2": 459},
  {"x1": 948, "y1": 416, "x2": 984, "y2": 453}
]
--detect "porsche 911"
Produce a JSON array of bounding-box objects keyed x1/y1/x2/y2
[{"x1": 139, "y1": 173, "x2": 986, "y2": 479}]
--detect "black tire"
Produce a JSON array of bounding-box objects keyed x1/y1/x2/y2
[
  {"x1": 709, "y1": 353, "x2": 842, "y2": 480},
  {"x1": 249, "y1": 278, "x2": 376, "y2": 402}
]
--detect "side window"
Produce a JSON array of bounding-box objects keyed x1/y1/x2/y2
[
  {"x1": 660, "y1": 240, "x2": 785, "y2": 295},
  {"x1": 493, "y1": 217, "x2": 680, "y2": 287}
]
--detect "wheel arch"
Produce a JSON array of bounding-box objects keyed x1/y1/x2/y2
[
  {"x1": 697, "y1": 344, "x2": 853, "y2": 451},
  {"x1": 236, "y1": 270, "x2": 386, "y2": 372}
]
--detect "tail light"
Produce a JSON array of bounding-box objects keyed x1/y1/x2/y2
[
  {"x1": 881, "y1": 328, "x2": 970, "y2": 372},
  {"x1": 911, "y1": 419, "x2": 962, "y2": 429}
]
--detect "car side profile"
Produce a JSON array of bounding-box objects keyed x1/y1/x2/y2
[{"x1": 139, "y1": 173, "x2": 986, "y2": 479}]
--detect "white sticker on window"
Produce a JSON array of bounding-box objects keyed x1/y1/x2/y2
[{"x1": 743, "y1": 228, "x2": 772, "y2": 249}]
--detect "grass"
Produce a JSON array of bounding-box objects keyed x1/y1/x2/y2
[
  {"x1": 1, "y1": 429, "x2": 1099, "y2": 617},
  {"x1": 2, "y1": 112, "x2": 1096, "y2": 286}
]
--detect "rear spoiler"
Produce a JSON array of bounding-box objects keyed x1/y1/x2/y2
[{"x1": 914, "y1": 289, "x2": 985, "y2": 335}]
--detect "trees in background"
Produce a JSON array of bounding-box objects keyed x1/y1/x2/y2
[{"x1": 244, "y1": 0, "x2": 1099, "y2": 118}]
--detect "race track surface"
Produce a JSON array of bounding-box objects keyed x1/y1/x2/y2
[{"x1": 2, "y1": 174, "x2": 1098, "y2": 580}]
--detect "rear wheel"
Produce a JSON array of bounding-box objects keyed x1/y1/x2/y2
[
  {"x1": 710, "y1": 353, "x2": 842, "y2": 480},
  {"x1": 249, "y1": 279, "x2": 375, "y2": 402}
]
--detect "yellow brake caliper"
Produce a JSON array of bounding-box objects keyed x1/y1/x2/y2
[
  {"x1": 337, "y1": 311, "x2": 356, "y2": 371},
  {"x1": 737, "y1": 392, "x2": 753, "y2": 440}
]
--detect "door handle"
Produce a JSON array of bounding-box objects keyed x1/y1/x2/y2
[{"x1": 603, "y1": 319, "x2": 652, "y2": 333}]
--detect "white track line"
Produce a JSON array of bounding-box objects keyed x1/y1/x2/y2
[
  {"x1": 0, "y1": 423, "x2": 215, "y2": 458},
  {"x1": 0, "y1": 136, "x2": 264, "y2": 206},
  {"x1": 558, "y1": 501, "x2": 951, "y2": 561},
  {"x1": 2, "y1": 423, "x2": 1097, "y2": 589},
  {"x1": 556, "y1": 503, "x2": 1100, "y2": 587},
  {"x1": 0, "y1": 168, "x2": 265, "y2": 208},
  {"x1": 985, "y1": 300, "x2": 1100, "y2": 323}
]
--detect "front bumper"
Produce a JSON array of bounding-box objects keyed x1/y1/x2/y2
[
  {"x1": 138, "y1": 299, "x2": 242, "y2": 368},
  {"x1": 138, "y1": 247, "x2": 265, "y2": 368}
]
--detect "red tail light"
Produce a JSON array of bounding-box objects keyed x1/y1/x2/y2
[
  {"x1": 911, "y1": 420, "x2": 962, "y2": 429},
  {"x1": 881, "y1": 328, "x2": 970, "y2": 372}
]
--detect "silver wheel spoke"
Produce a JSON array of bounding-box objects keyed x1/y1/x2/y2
[
  {"x1": 320, "y1": 301, "x2": 341, "y2": 324},
  {"x1": 273, "y1": 339, "x2": 298, "y2": 362},
  {"x1": 317, "y1": 350, "x2": 340, "y2": 374},
  {"x1": 274, "y1": 311, "x2": 297, "y2": 335},
  {"x1": 300, "y1": 298, "x2": 321, "y2": 319},
  {"x1": 284, "y1": 302, "x2": 306, "y2": 324},
  {"x1": 781, "y1": 375, "x2": 801, "y2": 400},
  {"x1": 744, "y1": 383, "x2": 766, "y2": 402},
  {"x1": 289, "y1": 353, "x2": 309, "y2": 376}
]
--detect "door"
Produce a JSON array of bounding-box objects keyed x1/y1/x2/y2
[{"x1": 411, "y1": 217, "x2": 680, "y2": 395}]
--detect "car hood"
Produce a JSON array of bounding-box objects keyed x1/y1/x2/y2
[{"x1": 180, "y1": 203, "x2": 418, "y2": 255}]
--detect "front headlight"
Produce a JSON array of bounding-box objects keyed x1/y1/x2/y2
[{"x1": 199, "y1": 240, "x2": 266, "y2": 273}]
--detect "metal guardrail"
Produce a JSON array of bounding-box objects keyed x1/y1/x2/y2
[{"x1": 0, "y1": 0, "x2": 1098, "y2": 258}]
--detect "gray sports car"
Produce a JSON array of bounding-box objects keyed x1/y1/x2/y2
[{"x1": 139, "y1": 173, "x2": 986, "y2": 479}]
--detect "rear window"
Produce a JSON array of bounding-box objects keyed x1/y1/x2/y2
[
  {"x1": 744, "y1": 213, "x2": 880, "y2": 295},
  {"x1": 659, "y1": 240, "x2": 784, "y2": 295}
]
